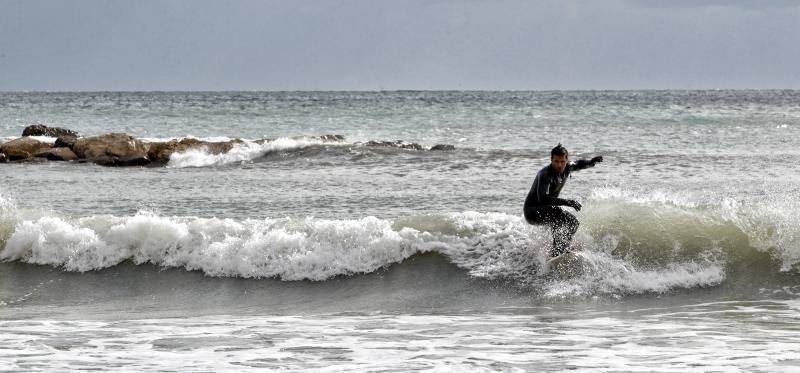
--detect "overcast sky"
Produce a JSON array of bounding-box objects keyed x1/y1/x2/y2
[{"x1": 1, "y1": 0, "x2": 798, "y2": 91}]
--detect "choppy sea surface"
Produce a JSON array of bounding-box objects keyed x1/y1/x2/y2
[{"x1": 1, "y1": 90, "x2": 800, "y2": 371}]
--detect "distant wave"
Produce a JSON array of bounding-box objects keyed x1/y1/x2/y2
[
  {"x1": 166, "y1": 137, "x2": 333, "y2": 168},
  {"x1": 164, "y1": 136, "x2": 456, "y2": 168},
  {"x1": 0, "y1": 189, "x2": 797, "y2": 297}
]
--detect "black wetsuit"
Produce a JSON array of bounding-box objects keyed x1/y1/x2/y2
[{"x1": 524, "y1": 159, "x2": 595, "y2": 256}]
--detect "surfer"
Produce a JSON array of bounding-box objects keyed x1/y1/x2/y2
[{"x1": 524, "y1": 143, "x2": 603, "y2": 257}]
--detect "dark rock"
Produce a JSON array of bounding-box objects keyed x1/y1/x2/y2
[
  {"x1": 364, "y1": 140, "x2": 424, "y2": 151},
  {"x1": 90, "y1": 155, "x2": 116, "y2": 166},
  {"x1": 72, "y1": 133, "x2": 148, "y2": 160},
  {"x1": 22, "y1": 124, "x2": 78, "y2": 138},
  {"x1": 88, "y1": 154, "x2": 149, "y2": 167},
  {"x1": 54, "y1": 135, "x2": 78, "y2": 149},
  {"x1": 0, "y1": 153, "x2": 6, "y2": 163},
  {"x1": 34, "y1": 147, "x2": 79, "y2": 161},
  {"x1": 114, "y1": 154, "x2": 151, "y2": 167},
  {"x1": 430, "y1": 144, "x2": 455, "y2": 151},
  {"x1": 0, "y1": 137, "x2": 53, "y2": 161}
]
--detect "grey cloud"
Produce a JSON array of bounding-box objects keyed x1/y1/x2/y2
[{"x1": 0, "y1": 0, "x2": 798, "y2": 90}]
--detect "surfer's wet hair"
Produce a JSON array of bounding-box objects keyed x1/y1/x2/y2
[{"x1": 551, "y1": 143, "x2": 568, "y2": 158}]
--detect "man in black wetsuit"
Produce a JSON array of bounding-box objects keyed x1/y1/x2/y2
[{"x1": 524, "y1": 144, "x2": 603, "y2": 257}]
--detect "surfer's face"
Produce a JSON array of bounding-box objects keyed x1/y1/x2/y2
[{"x1": 551, "y1": 155, "x2": 568, "y2": 174}]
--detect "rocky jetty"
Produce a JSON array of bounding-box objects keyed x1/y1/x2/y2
[
  {"x1": 0, "y1": 125, "x2": 155, "y2": 166},
  {"x1": 0, "y1": 124, "x2": 455, "y2": 166}
]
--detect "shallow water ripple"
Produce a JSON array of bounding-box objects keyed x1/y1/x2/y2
[{"x1": 2, "y1": 300, "x2": 800, "y2": 372}]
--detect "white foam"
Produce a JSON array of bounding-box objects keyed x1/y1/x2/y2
[
  {"x1": 2, "y1": 216, "x2": 115, "y2": 271},
  {"x1": 542, "y1": 251, "x2": 726, "y2": 298},
  {"x1": 0, "y1": 210, "x2": 426, "y2": 281},
  {"x1": 166, "y1": 137, "x2": 334, "y2": 168},
  {"x1": 0, "y1": 191, "x2": 787, "y2": 295}
]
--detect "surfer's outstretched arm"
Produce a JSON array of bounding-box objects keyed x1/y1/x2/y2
[{"x1": 570, "y1": 156, "x2": 603, "y2": 171}]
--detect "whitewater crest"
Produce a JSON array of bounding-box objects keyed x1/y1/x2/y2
[
  {"x1": 0, "y1": 211, "x2": 423, "y2": 281},
  {"x1": 3, "y1": 188, "x2": 793, "y2": 296}
]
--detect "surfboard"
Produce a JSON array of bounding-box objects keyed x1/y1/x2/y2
[{"x1": 545, "y1": 251, "x2": 586, "y2": 277}]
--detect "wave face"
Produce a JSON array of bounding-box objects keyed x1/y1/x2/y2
[{"x1": 1, "y1": 189, "x2": 796, "y2": 297}]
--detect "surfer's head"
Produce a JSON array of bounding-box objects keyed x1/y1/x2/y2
[{"x1": 550, "y1": 143, "x2": 569, "y2": 173}]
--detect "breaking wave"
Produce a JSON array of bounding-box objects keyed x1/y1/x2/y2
[{"x1": 0, "y1": 189, "x2": 797, "y2": 297}]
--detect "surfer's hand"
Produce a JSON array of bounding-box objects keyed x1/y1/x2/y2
[
  {"x1": 591, "y1": 156, "x2": 603, "y2": 165},
  {"x1": 565, "y1": 200, "x2": 582, "y2": 211}
]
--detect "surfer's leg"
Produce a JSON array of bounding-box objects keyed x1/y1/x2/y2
[
  {"x1": 550, "y1": 209, "x2": 579, "y2": 257},
  {"x1": 525, "y1": 206, "x2": 578, "y2": 257},
  {"x1": 523, "y1": 205, "x2": 545, "y2": 225}
]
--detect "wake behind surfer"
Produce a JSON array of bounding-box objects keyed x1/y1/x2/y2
[{"x1": 524, "y1": 144, "x2": 603, "y2": 257}]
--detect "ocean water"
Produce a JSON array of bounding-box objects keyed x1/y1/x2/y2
[{"x1": 1, "y1": 90, "x2": 800, "y2": 371}]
